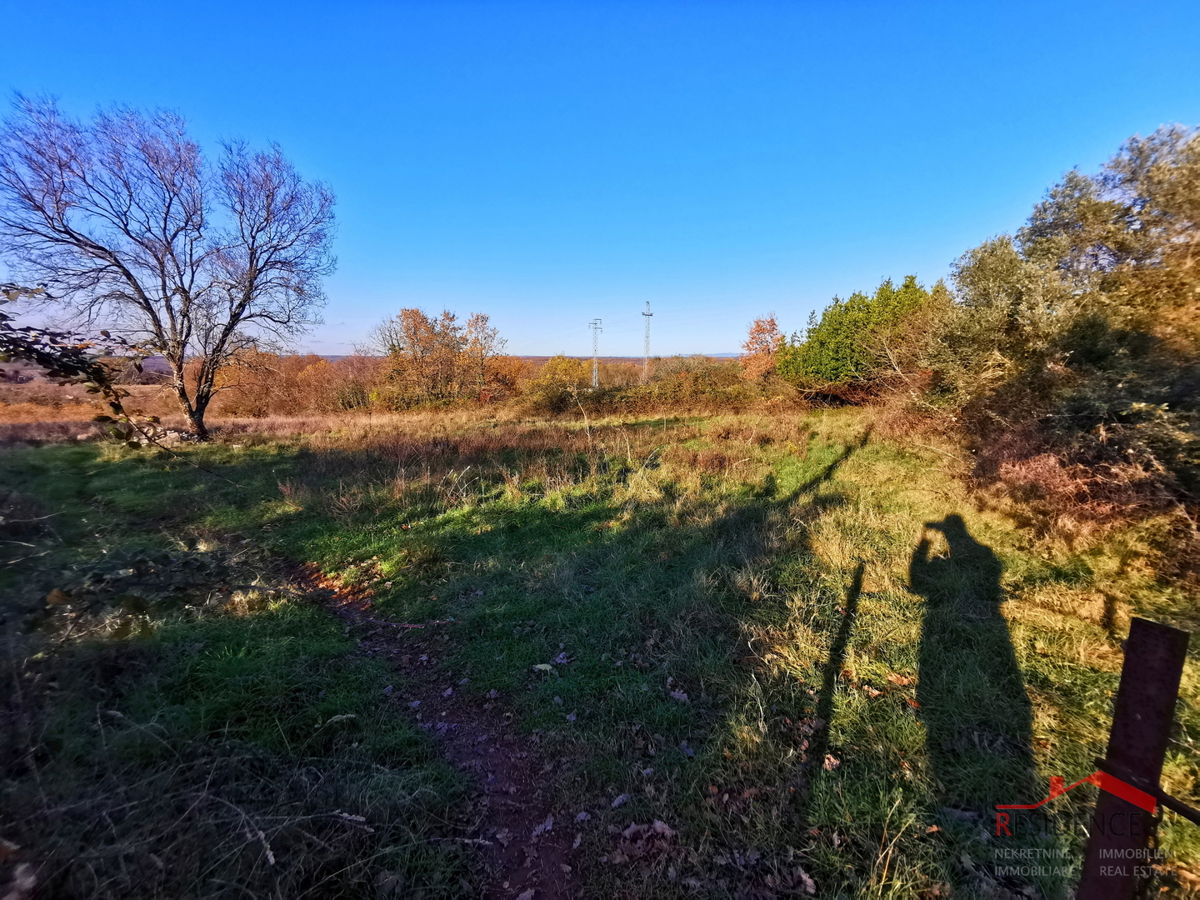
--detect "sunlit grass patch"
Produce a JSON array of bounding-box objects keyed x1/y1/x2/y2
[{"x1": 2, "y1": 406, "x2": 1197, "y2": 897}]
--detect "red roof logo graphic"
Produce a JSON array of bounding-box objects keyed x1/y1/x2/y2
[{"x1": 997, "y1": 771, "x2": 1156, "y2": 815}]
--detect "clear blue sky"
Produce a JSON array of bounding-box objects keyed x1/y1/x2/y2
[{"x1": 7, "y1": 1, "x2": 1200, "y2": 356}]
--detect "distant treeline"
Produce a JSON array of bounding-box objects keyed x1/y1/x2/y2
[{"x1": 158, "y1": 347, "x2": 760, "y2": 418}]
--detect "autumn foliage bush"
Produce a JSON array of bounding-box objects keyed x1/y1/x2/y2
[{"x1": 764, "y1": 127, "x2": 1200, "y2": 561}]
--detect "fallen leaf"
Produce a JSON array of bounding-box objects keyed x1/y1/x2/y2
[
  {"x1": 533, "y1": 663, "x2": 553, "y2": 673},
  {"x1": 0, "y1": 839, "x2": 19, "y2": 862},
  {"x1": 886, "y1": 673, "x2": 914, "y2": 686},
  {"x1": 823, "y1": 754, "x2": 840, "y2": 771},
  {"x1": 611, "y1": 794, "x2": 629, "y2": 809},
  {"x1": 795, "y1": 865, "x2": 816, "y2": 894},
  {"x1": 531, "y1": 815, "x2": 554, "y2": 838},
  {"x1": 7, "y1": 862, "x2": 36, "y2": 896},
  {"x1": 652, "y1": 820, "x2": 676, "y2": 838},
  {"x1": 669, "y1": 689, "x2": 689, "y2": 703}
]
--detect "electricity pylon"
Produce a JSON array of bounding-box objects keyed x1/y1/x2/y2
[
  {"x1": 589, "y1": 319, "x2": 602, "y2": 389},
  {"x1": 642, "y1": 301, "x2": 653, "y2": 383}
]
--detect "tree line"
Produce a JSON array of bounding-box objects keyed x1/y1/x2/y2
[
  {"x1": 0, "y1": 93, "x2": 1194, "y2": 511},
  {"x1": 747, "y1": 125, "x2": 1199, "y2": 508}
]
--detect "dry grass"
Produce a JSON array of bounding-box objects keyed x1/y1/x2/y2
[{"x1": 3, "y1": 396, "x2": 1198, "y2": 896}]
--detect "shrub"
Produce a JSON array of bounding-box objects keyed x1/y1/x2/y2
[
  {"x1": 924, "y1": 126, "x2": 1200, "y2": 547},
  {"x1": 777, "y1": 276, "x2": 944, "y2": 393}
]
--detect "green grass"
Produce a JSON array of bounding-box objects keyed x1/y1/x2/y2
[{"x1": 2, "y1": 408, "x2": 1197, "y2": 897}]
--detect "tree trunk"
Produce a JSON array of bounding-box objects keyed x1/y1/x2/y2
[
  {"x1": 168, "y1": 354, "x2": 211, "y2": 441},
  {"x1": 186, "y1": 406, "x2": 209, "y2": 440},
  {"x1": 189, "y1": 382, "x2": 214, "y2": 440}
]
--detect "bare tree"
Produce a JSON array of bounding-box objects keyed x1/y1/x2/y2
[{"x1": 0, "y1": 96, "x2": 335, "y2": 438}]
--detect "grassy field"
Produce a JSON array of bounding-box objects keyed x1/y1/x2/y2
[{"x1": 2, "y1": 408, "x2": 1197, "y2": 898}]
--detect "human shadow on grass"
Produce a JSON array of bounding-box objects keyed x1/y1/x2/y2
[
  {"x1": 911, "y1": 516, "x2": 1071, "y2": 896},
  {"x1": 910, "y1": 515, "x2": 1040, "y2": 813}
]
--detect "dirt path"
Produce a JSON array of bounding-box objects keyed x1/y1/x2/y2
[{"x1": 299, "y1": 570, "x2": 582, "y2": 900}]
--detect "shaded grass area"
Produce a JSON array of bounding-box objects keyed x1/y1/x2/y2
[
  {"x1": 1, "y1": 451, "x2": 471, "y2": 897},
  {"x1": 2, "y1": 409, "x2": 1198, "y2": 897},
  {"x1": 5, "y1": 609, "x2": 468, "y2": 898}
]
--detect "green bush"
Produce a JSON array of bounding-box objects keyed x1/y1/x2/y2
[
  {"x1": 777, "y1": 275, "x2": 942, "y2": 390},
  {"x1": 926, "y1": 126, "x2": 1200, "y2": 510}
]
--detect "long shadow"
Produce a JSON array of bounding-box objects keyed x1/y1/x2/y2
[
  {"x1": 809, "y1": 561, "x2": 865, "y2": 769},
  {"x1": 910, "y1": 515, "x2": 1038, "y2": 810},
  {"x1": 0, "y1": 424, "x2": 885, "y2": 894}
]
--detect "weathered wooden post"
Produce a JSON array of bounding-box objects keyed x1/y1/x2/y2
[{"x1": 1077, "y1": 617, "x2": 1190, "y2": 898}]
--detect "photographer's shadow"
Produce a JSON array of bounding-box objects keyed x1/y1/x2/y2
[{"x1": 911, "y1": 514, "x2": 1038, "y2": 810}]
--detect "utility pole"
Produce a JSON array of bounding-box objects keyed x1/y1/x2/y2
[
  {"x1": 642, "y1": 301, "x2": 653, "y2": 384},
  {"x1": 589, "y1": 319, "x2": 602, "y2": 389}
]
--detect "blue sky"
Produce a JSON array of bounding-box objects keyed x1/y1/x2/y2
[{"x1": 6, "y1": 1, "x2": 1200, "y2": 356}]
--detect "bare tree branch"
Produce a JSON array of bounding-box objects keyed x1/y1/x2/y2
[{"x1": 0, "y1": 97, "x2": 336, "y2": 437}]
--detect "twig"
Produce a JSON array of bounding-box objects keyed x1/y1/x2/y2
[
  {"x1": 357, "y1": 616, "x2": 456, "y2": 629},
  {"x1": 911, "y1": 442, "x2": 965, "y2": 463}
]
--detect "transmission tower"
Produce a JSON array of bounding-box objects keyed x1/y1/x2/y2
[
  {"x1": 589, "y1": 318, "x2": 602, "y2": 389},
  {"x1": 642, "y1": 301, "x2": 653, "y2": 383}
]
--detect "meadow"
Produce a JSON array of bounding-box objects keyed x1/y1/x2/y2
[{"x1": 2, "y1": 407, "x2": 1197, "y2": 898}]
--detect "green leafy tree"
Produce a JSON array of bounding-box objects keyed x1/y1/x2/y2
[{"x1": 777, "y1": 275, "x2": 935, "y2": 388}]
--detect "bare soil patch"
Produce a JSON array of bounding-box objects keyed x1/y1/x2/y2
[{"x1": 298, "y1": 566, "x2": 583, "y2": 900}]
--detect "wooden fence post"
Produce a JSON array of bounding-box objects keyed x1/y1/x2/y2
[{"x1": 1077, "y1": 617, "x2": 1189, "y2": 899}]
